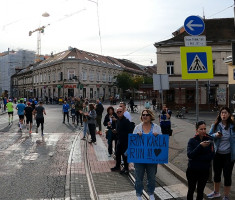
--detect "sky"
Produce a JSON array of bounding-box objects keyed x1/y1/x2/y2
[{"x1": 0, "y1": 0, "x2": 234, "y2": 66}]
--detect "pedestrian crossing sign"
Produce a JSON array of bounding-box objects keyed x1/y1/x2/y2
[{"x1": 180, "y1": 46, "x2": 213, "y2": 79}]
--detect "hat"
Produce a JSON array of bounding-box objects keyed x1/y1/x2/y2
[{"x1": 27, "y1": 102, "x2": 31, "y2": 106}]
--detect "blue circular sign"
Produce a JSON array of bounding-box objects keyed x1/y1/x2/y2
[{"x1": 184, "y1": 15, "x2": 205, "y2": 36}]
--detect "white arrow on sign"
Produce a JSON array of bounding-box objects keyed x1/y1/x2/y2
[{"x1": 186, "y1": 20, "x2": 203, "y2": 31}]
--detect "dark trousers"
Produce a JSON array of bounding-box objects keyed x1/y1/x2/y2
[
  {"x1": 63, "y1": 112, "x2": 69, "y2": 122},
  {"x1": 186, "y1": 168, "x2": 209, "y2": 200},
  {"x1": 76, "y1": 111, "x2": 82, "y2": 125},
  {"x1": 213, "y1": 153, "x2": 235, "y2": 186},
  {"x1": 96, "y1": 115, "x2": 102, "y2": 131},
  {"x1": 107, "y1": 131, "x2": 117, "y2": 155},
  {"x1": 115, "y1": 143, "x2": 128, "y2": 170},
  {"x1": 88, "y1": 123, "x2": 96, "y2": 142},
  {"x1": 36, "y1": 118, "x2": 44, "y2": 132}
]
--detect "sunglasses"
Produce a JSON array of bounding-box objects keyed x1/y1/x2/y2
[
  {"x1": 142, "y1": 114, "x2": 150, "y2": 117},
  {"x1": 117, "y1": 111, "x2": 123, "y2": 113}
]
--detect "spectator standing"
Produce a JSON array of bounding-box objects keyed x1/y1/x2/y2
[
  {"x1": 144, "y1": 100, "x2": 151, "y2": 109},
  {"x1": 75, "y1": 98, "x2": 83, "y2": 126},
  {"x1": 186, "y1": 121, "x2": 214, "y2": 200},
  {"x1": 103, "y1": 106, "x2": 118, "y2": 156},
  {"x1": 159, "y1": 104, "x2": 172, "y2": 136},
  {"x1": 133, "y1": 109, "x2": 162, "y2": 200},
  {"x1": 6, "y1": 99, "x2": 14, "y2": 125},
  {"x1": 207, "y1": 107, "x2": 235, "y2": 200},
  {"x1": 119, "y1": 102, "x2": 132, "y2": 121},
  {"x1": 152, "y1": 98, "x2": 157, "y2": 110},
  {"x1": 128, "y1": 97, "x2": 134, "y2": 113},
  {"x1": 71, "y1": 104, "x2": 76, "y2": 124},
  {"x1": 95, "y1": 98, "x2": 104, "y2": 135},
  {"x1": 84, "y1": 103, "x2": 97, "y2": 144},
  {"x1": 81, "y1": 102, "x2": 89, "y2": 140},
  {"x1": 110, "y1": 107, "x2": 133, "y2": 174},
  {"x1": 62, "y1": 101, "x2": 70, "y2": 124}
]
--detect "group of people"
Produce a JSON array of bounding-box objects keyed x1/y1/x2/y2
[
  {"x1": 186, "y1": 106, "x2": 235, "y2": 200},
  {"x1": 5, "y1": 98, "x2": 46, "y2": 136}
]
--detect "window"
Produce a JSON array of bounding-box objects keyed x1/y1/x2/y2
[
  {"x1": 40, "y1": 74, "x2": 43, "y2": 82},
  {"x1": 167, "y1": 61, "x2": 174, "y2": 75},
  {"x1": 48, "y1": 74, "x2": 51, "y2": 82},
  {"x1": 34, "y1": 76, "x2": 36, "y2": 83},
  {"x1": 44, "y1": 73, "x2": 46, "y2": 82},
  {"x1": 37, "y1": 75, "x2": 39, "y2": 83},
  {"x1": 108, "y1": 75, "x2": 112, "y2": 82},
  {"x1": 68, "y1": 69, "x2": 75, "y2": 80},
  {"x1": 97, "y1": 72, "x2": 100, "y2": 81},
  {"x1": 82, "y1": 71, "x2": 87, "y2": 80},
  {"x1": 102, "y1": 73, "x2": 106, "y2": 82},
  {"x1": 89, "y1": 70, "x2": 94, "y2": 81}
]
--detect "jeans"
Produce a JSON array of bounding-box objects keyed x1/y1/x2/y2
[
  {"x1": 134, "y1": 163, "x2": 157, "y2": 196},
  {"x1": 83, "y1": 121, "x2": 88, "y2": 137},
  {"x1": 186, "y1": 168, "x2": 209, "y2": 200},
  {"x1": 96, "y1": 115, "x2": 102, "y2": 131}
]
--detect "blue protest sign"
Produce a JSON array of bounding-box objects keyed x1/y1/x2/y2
[{"x1": 127, "y1": 134, "x2": 169, "y2": 164}]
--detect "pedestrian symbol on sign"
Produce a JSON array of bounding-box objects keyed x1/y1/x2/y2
[{"x1": 187, "y1": 52, "x2": 208, "y2": 73}]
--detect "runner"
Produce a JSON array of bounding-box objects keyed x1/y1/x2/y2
[
  {"x1": 16, "y1": 100, "x2": 26, "y2": 131},
  {"x1": 33, "y1": 101, "x2": 46, "y2": 136},
  {"x1": 6, "y1": 99, "x2": 14, "y2": 125},
  {"x1": 24, "y1": 102, "x2": 34, "y2": 134}
]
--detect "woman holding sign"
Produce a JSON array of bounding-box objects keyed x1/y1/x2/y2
[
  {"x1": 186, "y1": 121, "x2": 214, "y2": 200},
  {"x1": 133, "y1": 109, "x2": 162, "y2": 200}
]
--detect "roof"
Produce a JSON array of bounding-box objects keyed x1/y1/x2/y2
[
  {"x1": 115, "y1": 59, "x2": 145, "y2": 75},
  {"x1": 154, "y1": 18, "x2": 235, "y2": 47}
]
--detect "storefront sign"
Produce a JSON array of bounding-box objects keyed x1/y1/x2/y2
[{"x1": 64, "y1": 85, "x2": 76, "y2": 88}]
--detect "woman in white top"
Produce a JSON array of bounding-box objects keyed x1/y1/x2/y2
[{"x1": 133, "y1": 109, "x2": 162, "y2": 200}]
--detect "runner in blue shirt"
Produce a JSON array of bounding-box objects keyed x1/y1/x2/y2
[{"x1": 16, "y1": 100, "x2": 26, "y2": 131}]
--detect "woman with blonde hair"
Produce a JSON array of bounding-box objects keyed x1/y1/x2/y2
[{"x1": 133, "y1": 109, "x2": 162, "y2": 200}]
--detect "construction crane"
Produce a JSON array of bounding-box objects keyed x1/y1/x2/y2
[{"x1": 29, "y1": 24, "x2": 50, "y2": 61}]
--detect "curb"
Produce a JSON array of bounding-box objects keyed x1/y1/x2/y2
[{"x1": 162, "y1": 162, "x2": 213, "y2": 199}]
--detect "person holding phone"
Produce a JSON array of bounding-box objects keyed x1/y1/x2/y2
[
  {"x1": 207, "y1": 107, "x2": 235, "y2": 200},
  {"x1": 186, "y1": 121, "x2": 214, "y2": 200}
]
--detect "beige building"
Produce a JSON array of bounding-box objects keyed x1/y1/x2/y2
[
  {"x1": 12, "y1": 48, "x2": 128, "y2": 100},
  {"x1": 154, "y1": 18, "x2": 235, "y2": 110}
]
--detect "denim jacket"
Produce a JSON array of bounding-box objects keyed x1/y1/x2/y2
[{"x1": 209, "y1": 123, "x2": 235, "y2": 161}]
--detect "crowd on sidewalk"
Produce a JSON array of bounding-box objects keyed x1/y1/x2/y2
[{"x1": 2, "y1": 95, "x2": 235, "y2": 200}]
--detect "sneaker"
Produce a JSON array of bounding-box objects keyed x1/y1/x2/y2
[
  {"x1": 207, "y1": 191, "x2": 221, "y2": 199},
  {"x1": 81, "y1": 137, "x2": 86, "y2": 140},
  {"x1": 93, "y1": 142, "x2": 97, "y2": 145},
  {"x1": 41, "y1": 132, "x2": 44, "y2": 136},
  {"x1": 36, "y1": 127, "x2": 38, "y2": 133},
  {"x1": 222, "y1": 196, "x2": 229, "y2": 200},
  {"x1": 111, "y1": 166, "x2": 120, "y2": 171},
  {"x1": 108, "y1": 154, "x2": 112, "y2": 157}
]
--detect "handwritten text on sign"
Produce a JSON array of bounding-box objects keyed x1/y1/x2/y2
[{"x1": 127, "y1": 134, "x2": 169, "y2": 164}]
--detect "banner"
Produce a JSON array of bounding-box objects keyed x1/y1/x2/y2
[{"x1": 127, "y1": 134, "x2": 169, "y2": 164}]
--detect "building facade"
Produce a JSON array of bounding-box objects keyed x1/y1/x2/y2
[
  {"x1": 154, "y1": 18, "x2": 235, "y2": 110},
  {"x1": 12, "y1": 48, "x2": 131, "y2": 100},
  {"x1": 0, "y1": 49, "x2": 35, "y2": 97}
]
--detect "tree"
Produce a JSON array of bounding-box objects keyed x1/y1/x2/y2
[
  {"x1": 132, "y1": 76, "x2": 144, "y2": 89},
  {"x1": 114, "y1": 72, "x2": 132, "y2": 91}
]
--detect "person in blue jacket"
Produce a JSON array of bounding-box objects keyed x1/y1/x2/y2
[
  {"x1": 62, "y1": 101, "x2": 70, "y2": 123},
  {"x1": 186, "y1": 121, "x2": 214, "y2": 200},
  {"x1": 207, "y1": 106, "x2": 235, "y2": 200}
]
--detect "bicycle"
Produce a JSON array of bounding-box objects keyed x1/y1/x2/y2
[{"x1": 127, "y1": 105, "x2": 139, "y2": 113}]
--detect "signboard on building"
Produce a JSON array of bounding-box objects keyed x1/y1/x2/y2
[{"x1": 180, "y1": 46, "x2": 213, "y2": 79}]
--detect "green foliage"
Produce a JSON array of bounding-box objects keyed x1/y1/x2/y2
[
  {"x1": 132, "y1": 76, "x2": 144, "y2": 89},
  {"x1": 114, "y1": 72, "x2": 132, "y2": 91},
  {"x1": 143, "y1": 76, "x2": 153, "y2": 84}
]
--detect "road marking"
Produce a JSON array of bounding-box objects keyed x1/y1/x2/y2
[{"x1": 155, "y1": 183, "x2": 187, "y2": 199}]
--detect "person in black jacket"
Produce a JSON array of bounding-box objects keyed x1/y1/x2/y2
[
  {"x1": 110, "y1": 106, "x2": 133, "y2": 174},
  {"x1": 95, "y1": 98, "x2": 104, "y2": 135},
  {"x1": 186, "y1": 121, "x2": 215, "y2": 200},
  {"x1": 103, "y1": 106, "x2": 118, "y2": 156}
]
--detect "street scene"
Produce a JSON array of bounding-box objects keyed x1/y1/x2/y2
[
  {"x1": 1, "y1": 1, "x2": 235, "y2": 200},
  {"x1": 0, "y1": 101, "x2": 234, "y2": 200}
]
